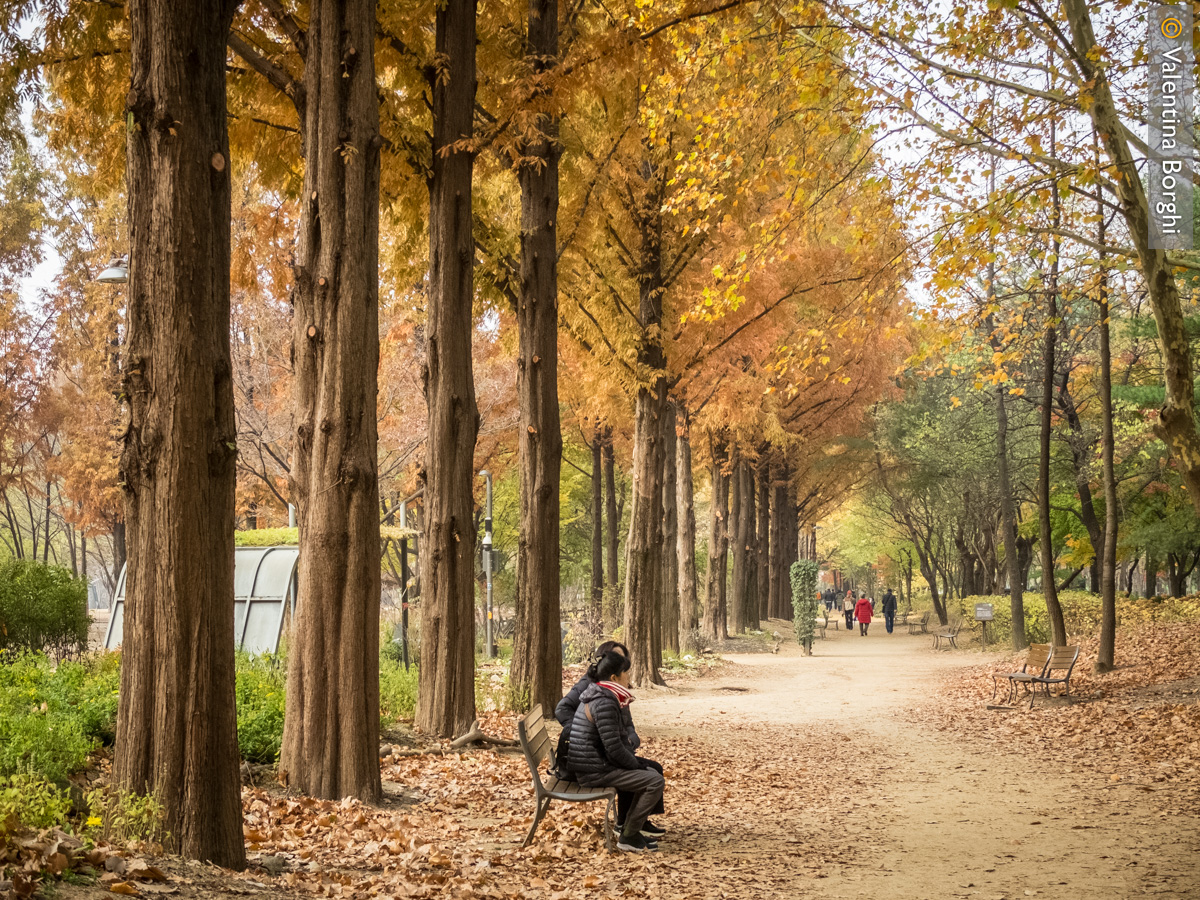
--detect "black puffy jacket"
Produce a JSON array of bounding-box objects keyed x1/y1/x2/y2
[
  {"x1": 565, "y1": 683, "x2": 641, "y2": 784},
  {"x1": 556, "y1": 675, "x2": 640, "y2": 750}
]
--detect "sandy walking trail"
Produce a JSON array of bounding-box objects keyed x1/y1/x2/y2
[{"x1": 633, "y1": 622, "x2": 1200, "y2": 900}]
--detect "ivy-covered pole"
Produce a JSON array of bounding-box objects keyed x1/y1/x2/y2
[{"x1": 790, "y1": 560, "x2": 820, "y2": 656}]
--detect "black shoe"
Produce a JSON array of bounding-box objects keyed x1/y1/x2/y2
[
  {"x1": 617, "y1": 832, "x2": 658, "y2": 852},
  {"x1": 640, "y1": 819, "x2": 666, "y2": 837}
]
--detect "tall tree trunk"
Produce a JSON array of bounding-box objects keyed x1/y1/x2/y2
[
  {"x1": 1038, "y1": 135, "x2": 1068, "y2": 648},
  {"x1": 676, "y1": 410, "x2": 698, "y2": 651},
  {"x1": 282, "y1": 0, "x2": 383, "y2": 801},
  {"x1": 756, "y1": 457, "x2": 770, "y2": 624},
  {"x1": 1094, "y1": 168, "x2": 1119, "y2": 673},
  {"x1": 621, "y1": 163, "x2": 668, "y2": 687},
  {"x1": 703, "y1": 435, "x2": 729, "y2": 641},
  {"x1": 603, "y1": 429, "x2": 619, "y2": 603},
  {"x1": 510, "y1": 0, "x2": 563, "y2": 714},
  {"x1": 728, "y1": 450, "x2": 747, "y2": 635},
  {"x1": 1062, "y1": 0, "x2": 1200, "y2": 514},
  {"x1": 112, "y1": 519, "x2": 126, "y2": 581},
  {"x1": 744, "y1": 460, "x2": 763, "y2": 628},
  {"x1": 590, "y1": 425, "x2": 603, "y2": 617},
  {"x1": 988, "y1": 248, "x2": 1028, "y2": 649},
  {"x1": 767, "y1": 460, "x2": 783, "y2": 621},
  {"x1": 116, "y1": 0, "x2": 244, "y2": 866},
  {"x1": 661, "y1": 403, "x2": 679, "y2": 653},
  {"x1": 1146, "y1": 552, "x2": 1159, "y2": 598},
  {"x1": 417, "y1": 0, "x2": 480, "y2": 737}
]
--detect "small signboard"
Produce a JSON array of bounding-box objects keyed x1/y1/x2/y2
[{"x1": 975, "y1": 603, "x2": 994, "y2": 622}]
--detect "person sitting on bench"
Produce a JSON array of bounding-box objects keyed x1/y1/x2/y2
[
  {"x1": 553, "y1": 640, "x2": 630, "y2": 774},
  {"x1": 567, "y1": 650, "x2": 665, "y2": 853}
]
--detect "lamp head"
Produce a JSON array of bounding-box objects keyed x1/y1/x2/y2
[{"x1": 97, "y1": 256, "x2": 129, "y2": 284}]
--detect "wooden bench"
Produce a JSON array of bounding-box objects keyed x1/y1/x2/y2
[
  {"x1": 933, "y1": 617, "x2": 963, "y2": 650},
  {"x1": 517, "y1": 704, "x2": 616, "y2": 849},
  {"x1": 1027, "y1": 645, "x2": 1080, "y2": 708},
  {"x1": 814, "y1": 612, "x2": 828, "y2": 639},
  {"x1": 992, "y1": 643, "x2": 1050, "y2": 705},
  {"x1": 906, "y1": 610, "x2": 931, "y2": 635}
]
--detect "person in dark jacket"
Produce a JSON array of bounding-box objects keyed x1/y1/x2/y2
[
  {"x1": 567, "y1": 650, "x2": 665, "y2": 853},
  {"x1": 553, "y1": 641, "x2": 632, "y2": 773},
  {"x1": 882, "y1": 588, "x2": 897, "y2": 634}
]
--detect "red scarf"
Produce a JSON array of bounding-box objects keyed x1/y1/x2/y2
[{"x1": 598, "y1": 680, "x2": 635, "y2": 708}]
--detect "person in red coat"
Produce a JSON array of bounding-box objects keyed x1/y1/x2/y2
[{"x1": 854, "y1": 595, "x2": 874, "y2": 636}]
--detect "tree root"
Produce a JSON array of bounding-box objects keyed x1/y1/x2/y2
[{"x1": 449, "y1": 720, "x2": 519, "y2": 750}]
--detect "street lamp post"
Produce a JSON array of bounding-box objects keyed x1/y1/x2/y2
[{"x1": 480, "y1": 470, "x2": 494, "y2": 658}]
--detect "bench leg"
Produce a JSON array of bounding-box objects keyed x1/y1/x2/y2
[
  {"x1": 604, "y1": 794, "x2": 616, "y2": 852},
  {"x1": 523, "y1": 795, "x2": 550, "y2": 848}
]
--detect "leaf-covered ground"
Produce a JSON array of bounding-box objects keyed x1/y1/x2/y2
[
  {"x1": 923, "y1": 623, "x2": 1200, "y2": 813},
  {"x1": 53, "y1": 620, "x2": 1200, "y2": 899}
]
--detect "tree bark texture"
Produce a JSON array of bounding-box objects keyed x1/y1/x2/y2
[
  {"x1": 603, "y1": 429, "x2": 619, "y2": 598},
  {"x1": 703, "y1": 436, "x2": 730, "y2": 641},
  {"x1": 281, "y1": 0, "x2": 383, "y2": 802},
  {"x1": 590, "y1": 426, "x2": 604, "y2": 616},
  {"x1": 1038, "y1": 208, "x2": 1068, "y2": 648},
  {"x1": 117, "y1": 0, "x2": 245, "y2": 867},
  {"x1": 417, "y1": 0, "x2": 480, "y2": 738},
  {"x1": 727, "y1": 449, "x2": 744, "y2": 635},
  {"x1": 767, "y1": 460, "x2": 784, "y2": 621},
  {"x1": 510, "y1": 0, "x2": 563, "y2": 715},
  {"x1": 676, "y1": 412, "x2": 698, "y2": 651},
  {"x1": 729, "y1": 456, "x2": 753, "y2": 634},
  {"x1": 756, "y1": 458, "x2": 770, "y2": 624},
  {"x1": 987, "y1": 291, "x2": 1027, "y2": 649},
  {"x1": 621, "y1": 167, "x2": 668, "y2": 686},
  {"x1": 661, "y1": 403, "x2": 680, "y2": 654},
  {"x1": 1095, "y1": 184, "x2": 1118, "y2": 673}
]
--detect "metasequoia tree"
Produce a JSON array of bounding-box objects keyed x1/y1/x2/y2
[
  {"x1": 280, "y1": 0, "x2": 383, "y2": 800},
  {"x1": 416, "y1": 0, "x2": 481, "y2": 737},
  {"x1": 116, "y1": 0, "x2": 245, "y2": 866},
  {"x1": 509, "y1": 0, "x2": 564, "y2": 714}
]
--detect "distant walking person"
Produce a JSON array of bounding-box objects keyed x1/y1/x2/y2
[
  {"x1": 843, "y1": 590, "x2": 855, "y2": 630},
  {"x1": 882, "y1": 588, "x2": 897, "y2": 634},
  {"x1": 854, "y1": 594, "x2": 873, "y2": 636}
]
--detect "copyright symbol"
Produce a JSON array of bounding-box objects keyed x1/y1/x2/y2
[{"x1": 1162, "y1": 17, "x2": 1184, "y2": 39}]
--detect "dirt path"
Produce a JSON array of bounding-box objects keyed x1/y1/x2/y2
[{"x1": 634, "y1": 622, "x2": 1200, "y2": 900}]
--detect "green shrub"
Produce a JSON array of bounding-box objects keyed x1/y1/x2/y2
[
  {"x1": 952, "y1": 591, "x2": 1200, "y2": 646},
  {"x1": 0, "y1": 559, "x2": 88, "y2": 659},
  {"x1": 0, "y1": 653, "x2": 112, "y2": 782},
  {"x1": 0, "y1": 775, "x2": 71, "y2": 836},
  {"x1": 379, "y1": 657, "x2": 418, "y2": 723},
  {"x1": 234, "y1": 653, "x2": 287, "y2": 764},
  {"x1": 85, "y1": 785, "x2": 168, "y2": 846}
]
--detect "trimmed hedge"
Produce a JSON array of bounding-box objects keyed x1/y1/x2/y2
[{"x1": 944, "y1": 592, "x2": 1200, "y2": 645}]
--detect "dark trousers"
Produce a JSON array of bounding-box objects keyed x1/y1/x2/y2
[
  {"x1": 617, "y1": 757, "x2": 664, "y2": 823},
  {"x1": 594, "y1": 764, "x2": 665, "y2": 836},
  {"x1": 885, "y1": 612, "x2": 895, "y2": 633},
  {"x1": 844, "y1": 610, "x2": 853, "y2": 629}
]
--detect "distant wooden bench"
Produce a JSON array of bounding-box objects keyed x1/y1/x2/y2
[
  {"x1": 992, "y1": 643, "x2": 1050, "y2": 705},
  {"x1": 814, "y1": 612, "x2": 828, "y2": 639},
  {"x1": 517, "y1": 704, "x2": 616, "y2": 850},
  {"x1": 906, "y1": 611, "x2": 931, "y2": 635},
  {"x1": 1027, "y1": 645, "x2": 1080, "y2": 708},
  {"x1": 933, "y1": 617, "x2": 963, "y2": 650}
]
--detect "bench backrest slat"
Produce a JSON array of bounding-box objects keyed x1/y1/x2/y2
[
  {"x1": 518, "y1": 704, "x2": 554, "y2": 783},
  {"x1": 1025, "y1": 643, "x2": 1051, "y2": 674},
  {"x1": 1046, "y1": 645, "x2": 1080, "y2": 672}
]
